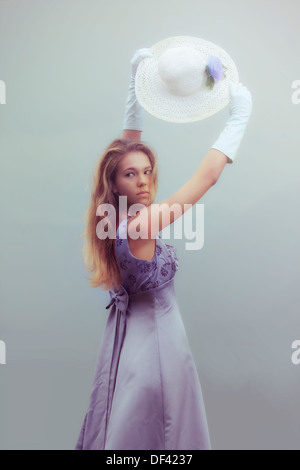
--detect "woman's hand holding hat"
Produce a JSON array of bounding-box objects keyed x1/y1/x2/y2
[
  {"x1": 130, "y1": 48, "x2": 154, "y2": 79},
  {"x1": 122, "y1": 48, "x2": 154, "y2": 132},
  {"x1": 228, "y1": 82, "x2": 253, "y2": 120},
  {"x1": 211, "y1": 81, "x2": 253, "y2": 163}
]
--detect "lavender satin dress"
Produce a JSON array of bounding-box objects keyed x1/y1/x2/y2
[{"x1": 75, "y1": 216, "x2": 211, "y2": 450}]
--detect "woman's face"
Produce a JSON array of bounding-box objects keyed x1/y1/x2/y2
[{"x1": 113, "y1": 151, "x2": 154, "y2": 211}]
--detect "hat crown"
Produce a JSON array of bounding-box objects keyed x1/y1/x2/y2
[{"x1": 158, "y1": 46, "x2": 206, "y2": 96}]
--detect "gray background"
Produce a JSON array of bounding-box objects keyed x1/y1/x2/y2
[{"x1": 1, "y1": 0, "x2": 300, "y2": 450}]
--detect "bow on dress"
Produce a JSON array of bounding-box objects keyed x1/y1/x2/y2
[{"x1": 105, "y1": 284, "x2": 129, "y2": 314}]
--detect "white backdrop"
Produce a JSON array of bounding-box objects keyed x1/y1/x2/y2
[{"x1": 0, "y1": 0, "x2": 300, "y2": 450}]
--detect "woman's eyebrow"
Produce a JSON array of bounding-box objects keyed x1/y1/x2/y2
[{"x1": 122, "y1": 166, "x2": 152, "y2": 172}]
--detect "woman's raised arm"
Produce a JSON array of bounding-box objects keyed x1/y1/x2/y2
[
  {"x1": 127, "y1": 82, "x2": 253, "y2": 243},
  {"x1": 122, "y1": 129, "x2": 142, "y2": 141},
  {"x1": 122, "y1": 49, "x2": 153, "y2": 141}
]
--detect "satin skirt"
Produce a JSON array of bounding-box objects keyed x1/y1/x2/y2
[{"x1": 75, "y1": 277, "x2": 211, "y2": 450}]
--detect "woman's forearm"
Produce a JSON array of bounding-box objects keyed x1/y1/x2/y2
[{"x1": 204, "y1": 148, "x2": 230, "y2": 183}]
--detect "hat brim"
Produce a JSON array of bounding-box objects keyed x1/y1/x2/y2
[{"x1": 135, "y1": 36, "x2": 239, "y2": 123}]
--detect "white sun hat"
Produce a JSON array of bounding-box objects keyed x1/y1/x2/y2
[{"x1": 135, "y1": 35, "x2": 239, "y2": 123}]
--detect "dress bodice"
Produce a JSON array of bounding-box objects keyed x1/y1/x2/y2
[{"x1": 114, "y1": 216, "x2": 179, "y2": 294}]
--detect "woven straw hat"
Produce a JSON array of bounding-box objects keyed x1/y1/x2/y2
[{"x1": 135, "y1": 36, "x2": 239, "y2": 123}]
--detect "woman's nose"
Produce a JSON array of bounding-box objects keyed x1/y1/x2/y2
[{"x1": 137, "y1": 174, "x2": 147, "y2": 185}]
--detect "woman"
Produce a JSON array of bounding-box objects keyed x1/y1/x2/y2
[{"x1": 75, "y1": 48, "x2": 252, "y2": 450}]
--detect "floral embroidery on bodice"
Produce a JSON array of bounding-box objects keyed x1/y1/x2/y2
[{"x1": 114, "y1": 217, "x2": 179, "y2": 294}]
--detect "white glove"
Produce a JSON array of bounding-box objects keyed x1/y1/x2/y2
[
  {"x1": 211, "y1": 82, "x2": 253, "y2": 163},
  {"x1": 122, "y1": 48, "x2": 154, "y2": 131}
]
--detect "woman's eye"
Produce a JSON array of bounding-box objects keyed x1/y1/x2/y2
[{"x1": 125, "y1": 170, "x2": 152, "y2": 177}]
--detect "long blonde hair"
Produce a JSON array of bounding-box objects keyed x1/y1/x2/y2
[{"x1": 81, "y1": 138, "x2": 159, "y2": 291}]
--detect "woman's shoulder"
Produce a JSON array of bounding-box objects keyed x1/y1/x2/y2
[{"x1": 115, "y1": 215, "x2": 161, "y2": 262}]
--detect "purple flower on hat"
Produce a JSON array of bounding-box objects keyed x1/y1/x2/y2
[{"x1": 205, "y1": 55, "x2": 227, "y2": 90}]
